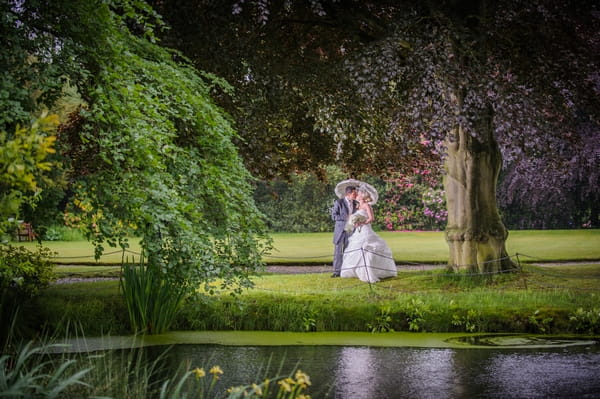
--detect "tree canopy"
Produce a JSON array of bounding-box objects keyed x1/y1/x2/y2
[
  {"x1": 154, "y1": 0, "x2": 599, "y2": 225},
  {"x1": 1, "y1": 0, "x2": 270, "y2": 290}
]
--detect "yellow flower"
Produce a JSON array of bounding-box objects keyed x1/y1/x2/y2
[
  {"x1": 298, "y1": 395, "x2": 311, "y2": 399},
  {"x1": 278, "y1": 379, "x2": 292, "y2": 392},
  {"x1": 193, "y1": 367, "x2": 205, "y2": 379},
  {"x1": 295, "y1": 370, "x2": 312, "y2": 387},
  {"x1": 251, "y1": 383, "x2": 263, "y2": 395},
  {"x1": 227, "y1": 386, "x2": 243, "y2": 394},
  {"x1": 209, "y1": 366, "x2": 224, "y2": 377}
]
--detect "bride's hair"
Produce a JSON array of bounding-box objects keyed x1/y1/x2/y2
[{"x1": 358, "y1": 188, "x2": 372, "y2": 203}]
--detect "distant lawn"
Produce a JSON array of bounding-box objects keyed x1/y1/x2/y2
[
  {"x1": 264, "y1": 229, "x2": 600, "y2": 264},
  {"x1": 12, "y1": 229, "x2": 600, "y2": 265}
]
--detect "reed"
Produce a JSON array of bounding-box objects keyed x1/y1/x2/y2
[
  {"x1": 120, "y1": 260, "x2": 186, "y2": 334},
  {"x1": 0, "y1": 325, "x2": 312, "y2": 399}
]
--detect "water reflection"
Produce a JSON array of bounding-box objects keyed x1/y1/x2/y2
[
  {"x1": 333, "y1": 347, "x2": 462, "y2": 399},
  {"x1": 162, "y1": 343, "x2": 600, "y2": 398},
  {"x1": 476, "y1": 350, "x2": 600, "y2": 398}
]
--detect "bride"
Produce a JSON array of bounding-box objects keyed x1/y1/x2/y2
[{"x1": 340, "y1": 183, "x2": 397, "y2": 283}]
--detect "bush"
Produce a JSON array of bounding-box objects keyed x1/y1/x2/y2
[
  {"x1": 41, "y1": 225, "x2": 86, "y2": 241},
  {"x1": 0, "y1": 244, "x2": 56, "y2": 297},
  {"x1": 0, "y1": 244, "x2": 56, "y2": 345}
]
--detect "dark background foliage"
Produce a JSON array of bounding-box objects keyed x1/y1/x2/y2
[{"x1": 152, "y1": 0, "x2": 599, "y2": 229}]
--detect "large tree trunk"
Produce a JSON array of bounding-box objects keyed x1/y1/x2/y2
[{"x1": 443, "y1": 118, "x2": 514, "y2": 273}]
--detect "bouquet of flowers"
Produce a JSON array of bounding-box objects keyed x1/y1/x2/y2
[{"x1": 345, "y1": 213, "x2": 367, "y2": 232}]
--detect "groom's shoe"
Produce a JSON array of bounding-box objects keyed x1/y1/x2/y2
[{"x1": 331, "y1": 273, "x2": 340, "y2": 278}]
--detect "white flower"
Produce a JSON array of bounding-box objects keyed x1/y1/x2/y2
[{"x1": 345, "y1": 213, "x2": 367, "y2": 232}]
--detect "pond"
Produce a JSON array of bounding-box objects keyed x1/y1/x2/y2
[{"x1": 62, "y1": 332, "x2": 600, "y2": 398}]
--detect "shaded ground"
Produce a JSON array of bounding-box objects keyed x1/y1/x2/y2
[
  {"x1": 53, "y1": 263, "x2": 446, "y2": 284},
  {"x1": 264, "y1": 263, "x2": 444, "y2": 274}
]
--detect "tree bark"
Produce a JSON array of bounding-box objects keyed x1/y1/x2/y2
[{"x1": 443, "y1": 115, "x2": 514, "y2": 273}]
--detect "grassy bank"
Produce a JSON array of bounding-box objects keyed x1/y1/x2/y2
[
  {"x1": 39, "y1": 263, "x2": 600, "y2": 337},
  {"x1": 22, "y1": 229, "x2": 600, "y2": 337},
  {"x1": 15, "y1": 229, "x2": 600, "y2": 265}
]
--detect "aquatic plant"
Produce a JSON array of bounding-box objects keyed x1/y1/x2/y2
[
  {"x1": 367, "y1": 306, "x2": 395, "y2": 333},
  {"x1": 569, "y1": 307, "x2": 600, "y2": 334}
]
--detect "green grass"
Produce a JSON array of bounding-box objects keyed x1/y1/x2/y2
[
  {"x1": 270, "y1": 229, "x2": 600, "y2": 263},
  {"x1": 13, "y1": 239, "x2": 144, "y2": 264},
  {"x1": 16, "y1": 229, "x2": 600, "y2": 336},
  {"x1": 178, "y1": 265, "x2": 600, "y2": 334},
  {"x1": 266, "y1": 231, "x2": 451, "y2": 264},
  {"x1": 14, "y1": 229, "x2": 600, "y2": 265},
  {"x1": 38, "y1": 264, "x2": 600, "y2": 336}
]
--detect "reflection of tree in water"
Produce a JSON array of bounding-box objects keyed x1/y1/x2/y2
[
  {"x1": 474, "y1": 350, "x2": 600, "y2": 399},
  {"x1": 157, "y1": 343, "x2": 600, "y2": 398},
  {"x1": 333, "y1": 347, "x2": 459, "y2": 399}
]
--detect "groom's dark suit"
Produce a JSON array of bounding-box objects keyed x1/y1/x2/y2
[{"x1": 331, "y1": 196, "x2": 357, "y2": 276}]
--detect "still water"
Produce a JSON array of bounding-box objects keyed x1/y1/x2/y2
[{"x1": 160, "y1": 340, "x2": 600, "y2": 398}]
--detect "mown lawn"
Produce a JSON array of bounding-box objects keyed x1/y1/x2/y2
[
  {"x1": 15, "y1": 229, "x2": 600, "y2": 265},
  {"x1": 17, "y1": 228, "x2": 600, "y2": 336}
]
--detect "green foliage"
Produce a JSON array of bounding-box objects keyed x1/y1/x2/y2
[
  {"x1": 0, "y1": 244, "x2": 56, "y2": 297},
  {"x1": 301, "y1": 307, "x2": 317, "y2": 332},
  {"x1": 0, "y1": 342, "x2": 90, "y2": 398},
  {"x1": 527, "y1": 309, "x2": 554, "y2": 333},
  {"x1": 39, "y1": 225, "x2": 85, "y2": 242},
  {"x1": 120, "y1": 260, "x2": 186, "y2": 334},
  {"x1": 4, "y1": 0, "x2": 270, "y2": 300},
  {"x1": 451, "y1": 309, "x2": 482, "y2": 333},
  {"x1": 0, "y1": 244, "x2": 56, "y2": 344},
  {"x1": 32, "y1": 262, "x2": 600, "y2": 336},
  {"x1": 38, "y1": 283, "x2": 129, "y2": 337},
  {"x1": 1, "y1": 0, "x2": 72, "y2": 130},
  {"x1": 367, "y1": 306, "x2": 395, "y2": 333},
  {"x1": 254, "y1": 175, "x2": 332, "y2": 233},
  {"x1": 55, "y1": 0, "x2": 269, "y2": 292},
  {"x1": 42, "y1": 226, "x2": 63, "y2": 241},
  {"x1": 402, "y1": 298, "x2": 430, "y2": 332},
  {"x1": 253, "y1": 165, "x2": 347, "y2": 233},
  {"x1": 1, "y1": 320, "x2": 313, "y2": 399},
  {"x1": 0, "y1": 114, "x2": 59, "y2": 239},
  {"x1": 569, "y1": 307, "x2": 600, "y2": 334}
]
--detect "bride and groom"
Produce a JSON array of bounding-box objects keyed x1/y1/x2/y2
[{"x1": 331, "y1": 179, "x2": 397, "y2": 283}]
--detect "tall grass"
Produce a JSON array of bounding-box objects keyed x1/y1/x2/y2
[
  {"x1": 0, "y1": 341, "x2": 91, "y2": 398},
  {"x1": 120, "y1": 260, "x2": 186, "y2": 334},
  {"x1": 1, "y1": 323, "x2": 313, "y2": 399}
]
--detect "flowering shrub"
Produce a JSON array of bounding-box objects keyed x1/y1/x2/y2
[{"x1": 376, "y1": 169, "x2": 447, "y2": 231}]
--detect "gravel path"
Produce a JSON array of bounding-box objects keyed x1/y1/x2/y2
[
  {"x1": 53, "y1": 261, "x2": 599, "y2": 284},
  {"x1": 53, "y1": 263, "x2": 446, "y2": 284}
]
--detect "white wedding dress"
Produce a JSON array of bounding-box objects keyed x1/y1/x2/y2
[{"x1": 340, "y1": 209, "x2": 397, "y2": 283}]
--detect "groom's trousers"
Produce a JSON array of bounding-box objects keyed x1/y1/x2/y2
[{"x1": 333, "y1": 234, "x2": 348, "y2": 276}]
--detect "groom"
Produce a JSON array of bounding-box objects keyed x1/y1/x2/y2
[{"x1": 331, "y1": 185, "x2": 358, "y2": 277}]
